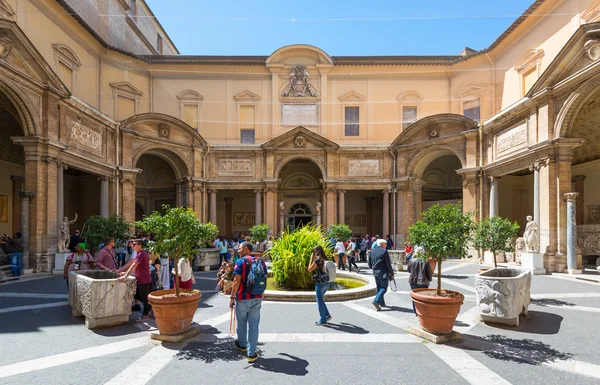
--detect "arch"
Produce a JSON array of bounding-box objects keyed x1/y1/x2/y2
[
  {"x1": 407, "y1": 144, "x2": 466, "y2": 179},
  {"x1": 515, "y1": 49, "x2": 544, "y2": 72},
  {"x1": 392, "y1": 113, "x2": 477, "y2": 147},
  {"x1": 266, "y1": 44, "x2": 333, "y2": 65},
  {"x1": 132, "y1": 145, "x2": 191, "y2": 180},
  {"x1": 176, "y1": 89, "x2": 203, "y2": 101},
  {"x1": 0, "y1": 78, "x2": 37, "y2": 136},
  {"x1": 120, "y1": 112, "x2": 207, "y2": 147},
  {"x1": 554, "y1": 73, "x2": 600, "y2": 138},
  {"x1": 288, "y1": 202, "x2": 312, "y2": 215},
  {"x1": 52, "y1": 43, "x2": 81, "y2": 69},
  {"x1": 274, "y1": 155, "x2": 326, "y2": 180},
  {"x1": 396, "y1": 91, "x2": 423, "y2": 102}
]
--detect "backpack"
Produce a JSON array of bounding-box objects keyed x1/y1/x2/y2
[
  {"x1": 325, "y1": 260, "x2": 336, "y2": 283},
  {"x1": 243, "y1": 256, "x2": 267, "y2": 295}
]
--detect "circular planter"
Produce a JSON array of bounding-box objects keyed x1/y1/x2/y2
[
  {"x1": 477, "y1": 268, "x2": 490, "y2": 274},
  {"x1": 148, "y1": 289, "x2": 202, "y2": 336},
  {"x1": 410, "y1": 288, "x2": 464, "y2": 334}
]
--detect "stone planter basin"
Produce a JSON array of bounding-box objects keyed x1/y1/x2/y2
[
  {"x1": 68, "y1": 270, "x2": 137, "y2": 329},
  {"x1": 388, "y1": 250, "x2": 405, "y2": 272},
  {"x1": 193, "y1": 248, "x2": 220, "y2": 271},
  {"x1": 475, "y1": 268, "x2": 531, "y2": 327}
]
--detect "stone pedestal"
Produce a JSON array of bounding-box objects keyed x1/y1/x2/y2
[
  {"x1": 54, "y1": 252, "x2": 72, "y2": 274},
  {"x1": 193, "y1": 248, "x2": 220, "y2": 270},
  {"x1": 388, "y1": 250, "x2": 404, "y2": 272},
  {"x1": 565, "y1": 192, "x2": 581, "y2": 274},
  {"x1": 475, "y1": 268, "x2": 531, "y2": 327},
  {"x1": 521, "y1": 252, "x2": 546, "y2": 275}
]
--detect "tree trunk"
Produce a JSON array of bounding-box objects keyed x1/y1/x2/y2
[
  {"x1": 174, "y1": 257, "x2": 180, "y2": 297},
  {"x1": 492, "y1": 249, "x2": 497, "y2": 268},
  {"x1": 437, "y1": 258, "x2": 442, "y2": 296}
]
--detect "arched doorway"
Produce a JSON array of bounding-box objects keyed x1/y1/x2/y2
[
  {"x1": 288, "y1": 203, "x2": 312, "y2": 230},
  {"x1": 135, "y1": 154, "x2": 177, "y2": 220},
  {"x1": 278, "y1": 159, "x2": 324, "y2": 231},
  {"x1": 421, "y1": 155, "x2": 463, "y2": 211}
]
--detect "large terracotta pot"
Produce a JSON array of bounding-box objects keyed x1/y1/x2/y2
[
  {"x1": 410, "y1": 288, "x2": 464, "y2": 334},
  {"x1": 148, "y1": 289, "x2": 202, "y2": 335}
]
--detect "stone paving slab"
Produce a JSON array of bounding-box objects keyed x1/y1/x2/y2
[
  {"x1": 0, "y1": 296, "x2": 66, "y2": 309},
  {"x1": 0, "y1": 276, "x2": 65, "y2": 294}
]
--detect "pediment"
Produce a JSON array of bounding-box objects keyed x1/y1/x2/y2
[
  {"x1": 0, "y1": 0, "x2": 15, "y2": 19},
  {"x1": 177, "y1": 89, "x2": 203, "y2": 101},
  {"x1": 338, "y1": 91, "x2": 365, "y2": 102},
  {"x1": 267, "y1": 44, "x2": 333, "y2": 66},
  {"x1": 396, "y1": 91, "x2": 423, "y2": 102},
  {"x1": 53, "y1": 44, "x2": 81, "y2": 69},
  {"x1": 120, "y1": 113, "x2": 207, "y2": 147},
  {"x1": 110, "y1": 82, "x2": 143, "y2": 98},
  {"x1": 458, "y1": 84, "x2": 487, "y2": 98},
  {"x1": 391, "y1": 113, "x2": 477, "y2": 147},
  {"x1": 0, "y1": 20, "x2": 69, "y2": 95},
  {"x1": 262, "y1": 126, "x2": 339, "y2": 150},
  {"x1": 233, "y1": 90, "x2": 261, "y2": 102}
]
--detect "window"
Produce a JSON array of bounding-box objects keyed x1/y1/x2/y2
[
  {"x1": 516, "y1": 49, "x2": 543, "y2": 97},
  {"x1": 402, "y1": 106, "x2": 418, "y2": 130},
  {"x1": 117, "y1": 96, "x2": 135, "y2": 121},
  {"x1": 344, "y1": 106, "x2": 360, "y2": 136},
  {"x1": 182, "y1": 104, "x2": 198, "y2": 129},
  {"x1": 240, "y1": 105, "x2": 255, "y2": 144},
  {"x1": 521, "y1": 67, "x2": 538, "y2": 97},
  {"x1": 177, "y1": 90, "x2": 203, "y2": 130},
  {"x1": 463, "y1": 98, "x2": 481, "y2": 123},
  {"x1": 110, "y1": 82, "x2": 142, "y2": 121},
  {"x1": 53, "y1": 44, "x2": 81, "y2": 92},
  {"x1": 157, "y1": 34, "x2": 163, "y2": 54},
  {"x1": 57, "y1": 62, "x2": 73, "y2": 90}
]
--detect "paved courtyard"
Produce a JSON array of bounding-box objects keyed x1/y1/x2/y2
[{"x1": 0, "y1": 262, "x2": 599, "y2": 385}]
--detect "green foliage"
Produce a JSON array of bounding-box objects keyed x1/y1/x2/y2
[
  {"x1": 408, "y1": 203, "x2": 474, "y2": 295},
  {"x1": 249, "y1": 224, "x2": 270, "y2": 242},
  {"x1": 83, "y1": 215, "x2": 130, "y2": 254},
  {"x1": 327, "y1": 224, "x2": 352, "y2": 241},
  {"x1": 473, "y1": 216, "x2": 520, "y2": 268},
  {"x1": 267, "y1": 223, "x2": 334, "y2": 290}
]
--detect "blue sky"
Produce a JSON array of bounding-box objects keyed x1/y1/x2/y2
[{"x1": 146, "y1": 0, "x2": 536, "y2": 56}]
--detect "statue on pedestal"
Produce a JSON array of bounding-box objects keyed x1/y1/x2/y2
[
  {"x1": 523, "y1": 216, "x2": 539, "y2": 252},
  {"x1": 57, "y1": 213, "x2": 78, "y2": 253},
  {"x1": 316, "y1": 202, "x2": 322, "y2": 216}
]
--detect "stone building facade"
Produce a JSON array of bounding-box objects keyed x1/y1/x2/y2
[{"x1": 1, "y1": 0, "x2": 600, "y2": 272}]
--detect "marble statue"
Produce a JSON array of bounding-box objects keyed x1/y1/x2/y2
[
  {"x1": 523, "y1": 216, "x2": 539, "y2": 252},
  {"x1": 279, "y1": 201, "x2": 284, "y2": 215},
  {"x1": 316, "y1": 202, "x2": 322, "y2": 215},
  {"x1": 58, "y1": 213, "x2": 78, "y2": 253},
  {"x1": 515, "y1": 237, "x2": 525, "y2": 265}
]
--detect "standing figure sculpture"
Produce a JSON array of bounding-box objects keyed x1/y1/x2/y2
[
  {"x1": 523, "y1": 216, "x2": 539, "y2": 252},
  {"x1": 58, "y1": 213, "x2": 78, "y2": 253}
]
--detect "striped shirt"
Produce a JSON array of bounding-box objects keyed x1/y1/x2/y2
[{"x1": 233, "y1": 255, "x2": 267, "y2": 301}]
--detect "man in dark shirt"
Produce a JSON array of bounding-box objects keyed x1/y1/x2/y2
[
  {"x1": 68, "y1": 230, "x2": 80, "y2": 252},
  {"x1": 368, "y1": 239, "x2": 394, "y2": 311},
  {"x1": 2, "y1": 233, "x2": 23, "y2": 276}
]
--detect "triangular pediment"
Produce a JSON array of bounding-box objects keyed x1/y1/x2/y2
[
  {"x1": 0, "y1": 0, "x2": 15, "y2": 19},
  {"x1": 338, "y1": 91, "x2": 365, "y2": 102},
  {"x1": 262, "y1": 126, "x2": 339, "y2": 150},
  {"x1": 0, "y1": 20, "x2": 69, "y2": 95},
  {"x1": 233, "y1": 90, "x2": 261, "y2": 102},
  {"x1": 110, "y1": 82, "x2": 143, "y2": 98},
  {"x1": 458, "y1": 85, "x2": 486, "y2": 98}
]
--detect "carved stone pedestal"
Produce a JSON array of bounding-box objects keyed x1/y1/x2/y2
[
  {"x1": 475, "y1": 268, "x2": 531, "y2": 327},
  {"x1": 521, "y1": 252, "x2": 546, "y2": 275},
  {"x1": 54, "y1": 252, "x2": 71, "y2": 275}
]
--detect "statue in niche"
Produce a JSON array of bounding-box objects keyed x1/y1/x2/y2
[
  {"x1": 523, "y1": 216, "x2": 540, "y2": 252},
  {"x1": 316, "y1": 202, "x2": 322, "y2": 216},
  {"x1": 279, "y1": 201, "x2": 285, "y2": 215},
  {"x1": 281, "y1": 64, "x2": 318, "y2": 97},
  {"x1": 57, "y1": 213, "x2": 78, "y2": 253}
]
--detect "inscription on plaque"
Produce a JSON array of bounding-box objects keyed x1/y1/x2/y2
[
  {"x1": 71, "y1": 123, "x2": 102, "y2": 152},
  {"x1": 219, "y1": 159, "x2": 252, "y2": 175},
  {"x1": 348, "y1": 159, "x2": 380, "y2": 176},
  {"x1": 282, "y1": 104, "x2": 318, "y2": 127},
  {"x1": 496, "y1": 122, "x2": 527, "y2": 154}
]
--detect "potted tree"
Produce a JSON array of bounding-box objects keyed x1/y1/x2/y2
[
  {"x1": 83, "y1": 215, "x2": 130, "y2": 255},
  {"x1": 136, "y1": 206, "x2": 218, "y2": 336},
  {"x1": 408, "y1": 203, "x2": 473, "y2": 335},
  {"x1": 249, "y1": 223, "x2": 270, "y2": 256},
  {"x1": 473, "y1": 217, "x2": 531, "y2": 326}
]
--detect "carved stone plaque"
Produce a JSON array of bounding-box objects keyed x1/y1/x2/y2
[
  {"x1": 496, "y1": 121, "x2": 526, "y2": 154},
  {"x1": 282, "y1": 104, "x2": 318, "y2": 127},
  {"x1": 348, "y1": 159, "x2": 380, "y2": 176},
  {"x1": 587, "y1": 204, "x2": 600, "y2": 223},
  {"x1": 71, "y1": 122, "x2": 102, "y2": 152},
  {"x1": 219, "y1": 159, "x2": 252, "y2": 175}
]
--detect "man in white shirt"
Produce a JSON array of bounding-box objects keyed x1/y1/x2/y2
[{"x1": 335, "y1": 239, "x2": 346, "y2": 270}]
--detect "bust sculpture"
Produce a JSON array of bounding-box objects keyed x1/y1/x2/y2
[
  {"x1": 57, "y1": 213, "x2": 78, "y2": 253},
  {"x1": 523, "y1": 216, "x2": 539, "y2": 252}
]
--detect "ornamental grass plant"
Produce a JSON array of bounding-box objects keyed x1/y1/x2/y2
[{"x1": 266, "y1": 223, "x2": 334, "y2": 290}]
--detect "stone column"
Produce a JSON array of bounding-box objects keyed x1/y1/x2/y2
[
  {"x1": 337, "y1": 189, "x2": 345, "y2": 224},
  {"x1": 529, "y1": 161, "x2": 545, "y2": 225},
  {"x1": 18, "y1": 191, "x2": 34, "y2": 272},
  {"x1": 10, "y1": 176, "x2": 24, "y2": 235},
  {"x1": 224, "y1": 197, "x2": 233, "y2": 237},
  {"x1": 208, "y1": 189, "x2": 217, "y2": 224},
  {"x1": 264, "y1": 187, "x2": 277, "y2": 234},
  {"x1": 325, "y1": 188, "x2": 337, "y2": 226},
  {"x1": 254, "y1": 189, "x2": 263, "y2": 225},
  {"x1": 365, "y1": 197, "x2": 375, "y2": 233},
  {"x1": 489, "y1": 177, "x2": 499, "y2": 217},
  {"x1": 571, "y1": 175, "x2": 586, "y2": 225},
  {"x1": 412, "y1": 180, "x2": 426, "y2": 221},
  {"x1": 279, "y1": 200, "x2": 285, "y2": 235},
  {"x1": 565, "y1": 193, "x2": 581, "y2": 274},
  {"x1": 382, "y1": 189, "x2": 390, "y2": 236},
  {"x1": 56, "y1": 164, "x2": 65, "y2": 238},
  {"x1": 100, "y1": 176, "x2": 109, "y2": 218}
]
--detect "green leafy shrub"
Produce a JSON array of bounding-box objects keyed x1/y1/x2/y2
[
  {"x1": 473, "y1": 216, "x2": 520, "y2": 268},
  {"x1": 327, "y1": 224, "x2": 352, "y2": 241},
  {"x1": 83, "y1": 215, "x2": 130, "y2": 254},
  {"x1": 249, "y1": 224, "x2": 270, "y2": 242},
  {"x1": 267, "y1": 223, "x2": 334, "y2": 290}
]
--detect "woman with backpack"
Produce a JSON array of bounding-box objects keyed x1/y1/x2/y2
[{"x1": 307, "y1": 245, "x2": 332, "y2": 326}]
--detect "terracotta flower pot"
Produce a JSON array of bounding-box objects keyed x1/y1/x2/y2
[
  {"x1": 410, "y1": 288, "x2": 464, "y2": 334},
  {"x1": 148, "y1": 289, "x2": 202, "y2": 336},
  {"x1": 477, "y1": 268, "x2": 489, "y2": 274}
]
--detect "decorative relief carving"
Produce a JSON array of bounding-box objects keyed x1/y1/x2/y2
[
  {"x1": 282, "y1": 104, "x2": 318, "y2": 126},
  {"x1": 219, "y1": 159, "x2": 252, "y2": 175},
  {"x1": 234, "y1": 212, "x2": 255, "y2": 226},
  {"x1": 585, "y1": 39, "x2": 600, "y2": 61},
  {"x1": 281, "y1": 64, "x2": 317, "y2": 97},
  {"x1": 587, "y1": 205, "x2": 600, "y2": 223},
  {"x1": 348, "y1": 159, "x2": 379, "y2": 176},
  {"x1": 288, "y1": 177, "x2": 313, "y2": 188},
  {"x1": 0, "y1": 35, "x2": 12, "y2": 59},
  {"x1": 71, "y1": 122, "x2": 102, "y2": 152},
  {"x1": 158, "y1": 124, "x2": 170, "y2": 138},
  {"x1": 577, "y1": 225, "x2": 600, "y2": 255},
  {"x1": 294, "y1": 135, "x2": 306, "y2": 148},
  {"x1": 496, "y1": 121, "x2": 527, "y2": 154},
  {"x1": 345, "y1": 214, "x2": 367, "y2": 227}
]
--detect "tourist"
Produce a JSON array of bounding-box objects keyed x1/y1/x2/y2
[
  {"x1": 63, "y1": 243, "x2": 95, "y2": 289},
  {"x1": 407, "y1": 257, "x2": 433, "y2": 315},
  {"x1": 115, "y1": 241, "x2": 127, "y2": 268},
  {"x1": 385, "y1": 234, "x2": 394, "y2": 250},
  {"x1": 172, "y1": 257, "x2": 195, "y2": 290},
  {"x1": 218, "y1": 236, "x2": 228, "y2": 265},
  {"x1": 217, "y1": 263, "x2": 234, "y2": 293},
  {"x1": 346, "y1": 238, "x2": 360, "y2": 273},
  {"x1": 335, "y1": 238, "x2": 346, "y2": 270},
  {"x1": 368, "y1": 239, "x2": 394, "y2": 311},
  {"x1": 359, "y1": 236, "x2": 367, "y2": 262},
  {"x1": 404, "y1": 242, "x2": 414, "y2": 263},
  {"x1": 159, "y1": 252, "x2": 170, "y2": 290},
  {"x1": 117, "y1": 239, "x2": 152, "y2": 321},
  {"x1": 149, "y1": 251, "x2": 163, "y2": 291},
  {"x1": 230, "y1": 241, "x2": 267, "y2": 363},
  {"x1": 2, "y1": 233, "x2": 23, "y2": 277},
  {"x1": 307, "y1": 245, "x2": 332, "y2": 325},
  {"x1": 68, "y1": 229, "x2": 81, "y2": 253},
  {"x1": 95, "y1": 237, "x2": 118, "y2": 272}
]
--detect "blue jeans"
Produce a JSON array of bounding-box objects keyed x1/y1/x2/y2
[
  {"x1": 9, "y1": 252, "x2": 22, "y2": 277},
  {"x1": 315, "y1": 282, "x2": 331, "y2": 324},
  {"x1": 337, "y1": 253, "x2": 345, "y2": 270},
  {"x1": 410, "y1": 283, "x2": 429, "y2": 314},
  {"x1": 374, "y1": 273, "x2": 389, "y2": 305},
  {"x1": 235, "y1": 298, "x2": 262, "y2": 356}
]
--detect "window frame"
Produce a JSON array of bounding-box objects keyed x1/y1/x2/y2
[
  {"x1": 515, "y1": 49, "x2": 544, "y2": 97},
  {"x1": 177, "y1": 90, "x2": 203, "y2": 130},
  {"x1": 397, "y1": 91, "x2": 423, "y2": 131},
  {"x1": 238, "y1": 104, "x2": 257, "y2": 144},
  {"x1": 234, "y1": 90, "x2": 261, "y2": 143},
  {"x1": 343, "y1": 105, "x2": 361, "y2": 137},
  {"x1": 52, "y1": 44, "x2": 81, "y2": 93},
  {"x1": 461, "y1": 98, "x2": 481, "y2": 124},
  {"x1": 401, "y1": 105, "x2": 418, "y2": 130},
  {"x1": 338, "y1": 91, "x2": 366, "y2": 139}
]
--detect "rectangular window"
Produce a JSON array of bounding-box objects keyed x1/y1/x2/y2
[
  {"x1": 402, "y1": 106, "x2": 418, "y2": 130},
  {"x1": 57, "y1": 62, "x2": 73, "y2": 91},
  {"x1": 182, "y1": 104, "x2": 198, "y2": 129},
  {"x1": 344, "y1": 106, "x2": 360, "y2": 136},
  {"x1": 157, "y1": 34, "x2": 163, "y2": 54},
  {"x1": 240, "y1": 105, "x2": 256, "y2": 144},
  {"x1": 522, "y1": 67, "x2": 537, "y2": 96},
  {"x1": 117, "y1": 96, "x2": 135, "y2": 121},
  {"x1": 463, "y1": 98, "x2": 481, "y2": 123}
]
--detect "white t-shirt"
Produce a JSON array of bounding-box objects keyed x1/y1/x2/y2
[
  {"x1": 335, "y1": 242, "x2": 345, "y2": 254},
  {"x1": 349, "y1": 242, "x2": 356, "y2": 251}
]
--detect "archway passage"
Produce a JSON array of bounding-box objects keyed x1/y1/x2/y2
[
  {"x1": 421, "y1": 155, "x2": 463, "y2": 211},
  {"x1": 278, "y1": 159, "x2": 323, "y2": 231},
  {"x1": 135, "y1": 154, "x2": 177, "y2": 221}
]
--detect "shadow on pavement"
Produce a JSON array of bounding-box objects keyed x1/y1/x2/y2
[
  {"x1": 250, "y1": 353, "x2": 308, "y2": 376},
  {"x1": 323, "y1": 322, "x2": 369, "y2": 334},
  {"x1": 530, "y1": 298, "x2": 575, "y2": 307},
  {"x1": 440, "y1": 275, "x2": 470, "y2": 280},
  {"x1": 175, "y1": 338, "x2": 248, "y2": 363},
  {"x1": 484, "y1": 311, "x2": 563, "y2": 335},
  {"x1": 456, "y1": 334, "x2": 573, "y2": 365},
  {"x1": 380, "y1": 305, "x2": 413, "y2": 314}
]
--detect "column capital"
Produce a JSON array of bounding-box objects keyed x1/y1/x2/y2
[
  {"x1": 528, "y1": 158, "x2": 550, "y2": 172},
  {"x1": 98, "y1": 176, "x2": 110, "y2": 182},
  {"x1": 207, "y1": 189, "x2": 218, "y2": 194},
  {"x1": 223, "y1": 197, "x2": 234, "y2": 202},
  {"x1": 571, "y1": 175, "x2": 586, "y2": 183},
  {"x1": 264, "y1": 186, "x2": 277, "y2": 193},
  {"x1": 337, "y1": 189, "x2": 346, "y2": 194},
  {"x1": 41, "y1": 155, "x2": 58, "y2": 164},
  {"x1": 382, "y1": 188, "x2": 392, "y2": 194},
  {"x1": 488, "y1": 176, "x2": 501, "y2": 184},
  {"x1": 10, "y1": 175, "x2": 24, "y2": 183},
  {"x1": 254, "y1": 189, "x2": 263, "y2": 194},
  {"x1": 17, "y1": 191, "x2": 34, "y2": 199},
  {"x1": 462, "y1": 177, "x2": 479, "y2": 188},
  {"x1": 564, "y1": 192, "x2": 579, "y2": 201},
  {"x1": 325, "y1": 188, "x2": 336, "y2": 194}
]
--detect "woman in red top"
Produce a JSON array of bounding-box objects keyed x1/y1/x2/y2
[{"x1": 117, "y1": 240, "x2": 152, "y2": 321}]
